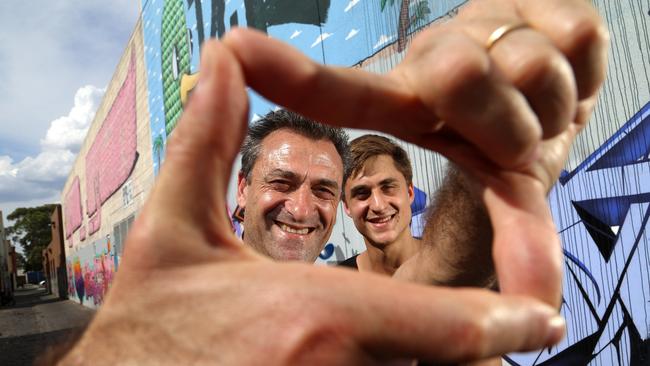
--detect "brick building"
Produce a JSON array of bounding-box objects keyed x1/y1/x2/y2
[
  {"x1": 0, "y1": 211, "x2": 16, "y2": 301},
  {"x1": 42, "y1": 205, "x2": 68, "y2": 299}
]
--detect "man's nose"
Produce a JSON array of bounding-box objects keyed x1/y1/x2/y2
[
  {"x1": 369, "y1": 191, "x2": 388, "y2": 212},
  {"x1": 286, "y1": 185, "x2": 313, "y2": 221}
]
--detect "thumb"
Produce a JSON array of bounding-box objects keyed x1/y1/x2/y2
[{"x1": 156, "y1": 40, "x2": 248, "y2": 224}]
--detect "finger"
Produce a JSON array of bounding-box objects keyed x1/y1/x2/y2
[
  {"x1": 157, "y1": 39, "x2": 248, "y2": 235},
  {"x1": 453, "y1": 0, "x2": 578, "y2": 139},
  {"x1": 396, "y1": 29, "x2": 541, "y2": 168},
  {"x1": 222, "y1": 28, "x2": 431, "y2": 135},
  {"x1": 224, "y1": 27, "x2": 540, "y2": 170},
  {"x1": 473, "y1": 20, "x2": 577, "y2": 139},
  {"x1": 489, "y1": 26, "x2": 576, "y2": 139},
  {"x1": 461, "y1": 0, "x2": 608, "y2": 101},
  {"x1": 302, "y1": 266, "x2": 567, "y2": 363},
  {"x1": 515, "y1": 0, "x2": 609, "y2": 100},
  {"x1": 123, "y1": 40, "x2": 253, "y2": 268}
]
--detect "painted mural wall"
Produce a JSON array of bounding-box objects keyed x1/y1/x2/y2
[{"x1": 60, "y1": 22, "x2": 154, "y2": 308}]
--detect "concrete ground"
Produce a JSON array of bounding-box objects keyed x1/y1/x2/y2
[{"x1": 0, "y1": 284, "x2": 94, "y2": 366}]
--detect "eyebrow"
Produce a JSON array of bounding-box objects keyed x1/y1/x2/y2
[
  {"x1": 349, "y1": 177, "x2": 399, "y2": 196},
  {"x1": 349, "y1": 185, "x2": 369, "y2": 197},
  {"x1": 379, "y1": 178, "x2": 399, "y2": 187},
  {"x1": 266, "y1": 169, "x2": 340, "y2": 191}
]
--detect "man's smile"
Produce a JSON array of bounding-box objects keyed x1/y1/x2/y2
[
  {"x1": 366, "y1": 213, "x2": 396, "y2": 226},
  {"x1": 275, "y1": 221, "x2": 315, "y2": 235}
]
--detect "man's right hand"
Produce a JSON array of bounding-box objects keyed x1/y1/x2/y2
[{"x1": 59, "y1": 40, "x2": 566, "y2": 365}]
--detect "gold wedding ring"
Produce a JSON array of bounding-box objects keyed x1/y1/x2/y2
[{"x1": 486, "y1": 22, "x2": 529, "y2": 50}]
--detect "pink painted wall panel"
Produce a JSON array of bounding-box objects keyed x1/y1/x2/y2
[
  {"x1": 85, "y1": 50, "x2": 138, "y2": 234},
  {"x1": 64, "y1": 176, "x2": 82, "y2": 239}
]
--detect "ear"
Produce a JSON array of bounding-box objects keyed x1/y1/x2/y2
[
  {"x1": 408, "y1": 183, "x2": 415, "y2": 205},
  {"x1": 342, "y1": 198, "x2": 352, "y2": 217},
  {"x1": 237, "y1": 171, "x2": 248, "y2": 209}
]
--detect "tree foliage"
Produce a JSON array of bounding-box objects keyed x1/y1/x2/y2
[{"x1": 6, "y1": 204, "x2": 57, "y2": 271}]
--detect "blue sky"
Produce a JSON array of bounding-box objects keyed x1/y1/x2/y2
[{"x1": 0, "y1": 1, "x2": 140, "y2": 225}]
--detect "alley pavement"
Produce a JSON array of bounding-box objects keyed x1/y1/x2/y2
[{"x1": 0, "y1": 285, "x2": 94, "y2": 366}]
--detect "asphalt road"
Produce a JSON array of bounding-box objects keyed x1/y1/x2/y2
[{"x1": 0, "y1": 285, "x2": 94, "y2": 366}]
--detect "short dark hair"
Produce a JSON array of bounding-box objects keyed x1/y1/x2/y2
[
  {"x1": 344, "y1": 134, "x2": 413, "y2": 188},
  {"x1": 240, "y1": 109, "x2": 349, "y2": 181}
]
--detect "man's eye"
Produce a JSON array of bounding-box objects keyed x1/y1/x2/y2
[
  {"x1": 383, "y1": 185, "x2": 397, "y2": 194},
  {"x1": 353, "y1": 191, "x2": 370, "y2": 200},
  {"x1": 315, "y1": 187, "x2": 335, "y2": 199},
  {"x1": 271, "y1": 181, "x2": 290, "y2": 191}
]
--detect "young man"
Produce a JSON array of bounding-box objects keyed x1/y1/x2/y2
[
  {"x1": 340, "y1": 135, "x2": 495, "y2": 287},
  {"x1": 340, "y1": 134, "x2": 420, "y2": 274}
]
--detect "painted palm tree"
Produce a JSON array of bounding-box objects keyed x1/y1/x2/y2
[
  {"x1": 381, "y1": 0, "x2": 431, "y2": 52},
  {"x1": 153, "y1": 134, "x2": 165, "y2": 171}
]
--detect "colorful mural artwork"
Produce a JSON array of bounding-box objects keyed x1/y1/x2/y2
[
  {"x1": 142, "y1": 0, "x2": 467, "y2": 175},
  {"x1": 67, "y1": 236, "x2": 117, "y2": 307},
  {"x1": 66, "y1": 243, "x2": 116, "y2": 309},
  {"x1": 506, "y1": 102, "x2": 650, "y2": 366}
]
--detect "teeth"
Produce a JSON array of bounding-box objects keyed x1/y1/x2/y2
[
  {"x1": 280, "y1": 224, "x2": 309, "y2": 235},
  {"x1": 370, "y1": 216, "x2": 392, "y2": 223}
]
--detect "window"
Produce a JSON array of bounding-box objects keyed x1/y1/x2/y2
[
  {"x1": 122, "y1": 181, "x2": 134, "y2": 207},
  {"x1": 112, "y1": 214, "x2": 135, "y2": 256}
]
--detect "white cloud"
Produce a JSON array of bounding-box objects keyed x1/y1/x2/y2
[
  {"x1": 344, "y1": 0, "x2": 361, "y2": 12},
  {"x1": 16, "y1": 149, "x2": 76, "y2": 184},
  {"x1": 0, "y1": 85, "x2": 102, "y2": 207},
  {"x1": 290, "y1": 30, "x2": 302, "y2": 39},
  {"x1": 0, "y1": 156, "x2": 18, "y2": 178},
  {"x1": 311, "y1": 33, "x2": 333, "y2": 48},
  {"x1": 41, "y1": 85, "x2": 105, "y2": 152},
  {"x1": 373, "y1": 34, "x2": 394, "y2": 49},
  {"x1": 345, "y1": 29, "x2": 360, "y2": 41},
  {"x1": 0, "y1": 2, "x2": 138, "y2": 226},
  {"x1": 0, "y1": 1, "x2": 138, "y2": 163}
]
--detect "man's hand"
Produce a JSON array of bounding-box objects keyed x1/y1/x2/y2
[
  {"x1": 59, "y1": 41, "x2": 566, "y2": 365},
  {"x1": 222, "y1": 0, "x2": 608, "y2": 307}
]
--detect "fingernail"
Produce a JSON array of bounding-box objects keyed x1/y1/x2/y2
[{"x1": 545, "y1": 315, "x2": 566, "y2": 346}]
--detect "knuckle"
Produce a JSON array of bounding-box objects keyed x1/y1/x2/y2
[
  {"x1": 509, "y1": 45, "x2": 569, "y2": 91},
  {"x1": 431, "y1": 39, "x2": 491, "y2": 102},
  {"x1": 269, "y1": 289, "x2": 350, "y2": 362},
  {"x1": 563, "y1": 11, "x2": 609, "y2": 53}
]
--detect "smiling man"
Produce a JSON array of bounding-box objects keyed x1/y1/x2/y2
[
  {"x1": 340, "y1": 134, "x2": 421, "y2": 274},
  {"x1": 236, "y1": 109, "x2": 349, "y2": 262}
]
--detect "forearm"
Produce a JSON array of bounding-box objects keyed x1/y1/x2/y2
[{"x1": 408, "y1": 164, "x2": 496, "y2": 287}]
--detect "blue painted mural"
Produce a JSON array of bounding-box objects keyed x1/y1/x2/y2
[{"x1": 506, "y1": 101, "x2": 650, "y2": 366}]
